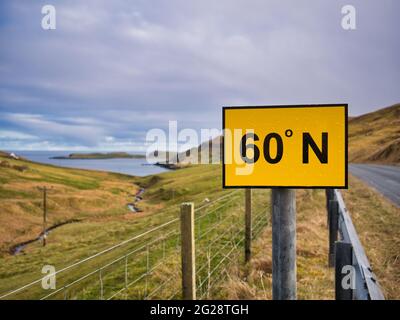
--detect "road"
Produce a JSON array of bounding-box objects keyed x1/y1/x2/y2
[{"x1": 349, "y1": 164, "x2": 400, "y2": 207}]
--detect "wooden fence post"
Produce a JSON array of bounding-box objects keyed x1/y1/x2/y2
[
  {"x1": 245, "y1": 189, "x2": 252, "y2": 263},
  {"x1": 329, "y1": 199, "x2": 339, "y2": 267},
  {"x1": 335, "y1": 241, "x2": 353, "y2": 300},
  {"x1": 180, "y1": 202, "x2": 196, "y2": 300}
]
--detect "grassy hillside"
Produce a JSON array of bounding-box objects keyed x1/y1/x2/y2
[
  {"x1": 349, "y1": 103, "x2": 400, "y2": 164},
  {"x1": 175, "y1": 103, "x2": 400, "y2": 165},
  {"x1": 180, "y1": 136, "x2": 222, "y2": 164},
  {"x1": 0, "y1": 154, "x2": 270, "y2": 299},
  {"x1": 1, "y1": 151, "x2": 399, "y2": 299},
  {"x1": 0, "y1": 153, "x2": 138, "y2": 254}
]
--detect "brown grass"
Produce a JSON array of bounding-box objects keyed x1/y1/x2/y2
[
  {"x1": 0, "y1": 155, "x2": 142, "y2": 254},
  {"x1": 217, "y1": 177, "x2": 400, "y2": 300},
  {"x1": 349, "y1": 103, "x2": 400, "y2": 164},
  {"x1": 341, "y1": 176, "x2": 400, "y2": 299},
  {"x1": 217, "y1": 189, "x2": 334, "y2": 300}
]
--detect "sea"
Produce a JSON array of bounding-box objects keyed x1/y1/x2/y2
[{"x1": 8, "y1": 151, "x2": 169, "y2": 177}]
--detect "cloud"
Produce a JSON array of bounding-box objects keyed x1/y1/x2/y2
[
  {"x1": 0, "y1": 130, "x2": 37, "y2": 140},
  {"x1": 0, "y1": 0, "x2": 399, "y2": 150},
  {"x1": 2, "y1": 113, "x2": 106, "y2": 145}
]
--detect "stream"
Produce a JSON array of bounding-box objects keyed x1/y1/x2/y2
[
  {"x1": 10, "y1": 187, "x2": 146, "y2": 255},
  {"x1": 127, "y1": 188, "x2": 145, "y2": 213},
  {"x1": 10, "y1": 219, "x2": 81, "y2": 255}
]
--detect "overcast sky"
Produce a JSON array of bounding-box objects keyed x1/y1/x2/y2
[{"x1": 0, "y1": 0, "x2": 399, "y2": 151}]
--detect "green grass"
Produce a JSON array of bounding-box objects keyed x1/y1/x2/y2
[
  {"x1": 1, "y1": 153, "x2": 398, "y2": 300},
  {"x1": 0, "y1": 187, "x2": 32, "y2": 199},
  {"x1": 0, "y1": 155, "x2": 271, "y2": 299}
]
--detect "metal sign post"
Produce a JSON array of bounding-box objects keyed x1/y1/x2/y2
[{"x1": 271, "y1": 189, "x2": 296, "y2": 300}]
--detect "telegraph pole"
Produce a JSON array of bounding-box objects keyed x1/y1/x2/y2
[{"x1": 38, "y1": 186, "x2": 50, "y2": 247}]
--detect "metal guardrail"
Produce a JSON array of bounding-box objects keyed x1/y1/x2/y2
[{"x1": 326, "y1": 189, "x2": 385, "y2": 300}]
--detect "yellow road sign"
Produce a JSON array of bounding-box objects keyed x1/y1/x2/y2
[{"x1": 222, "y1": 104, "x2": 348, "y2": 188}]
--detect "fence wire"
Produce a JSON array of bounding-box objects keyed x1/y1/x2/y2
[{"x1": 0, "y1": 189, "x2": 270, "y2": 300}]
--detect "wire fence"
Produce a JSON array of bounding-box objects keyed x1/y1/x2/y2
[
  {"x1": 0, "y1": 189, "x2": 270, "y2": 300},
  {"x1": 195, "y1": 203, "x2": 268, "y2": 299}
]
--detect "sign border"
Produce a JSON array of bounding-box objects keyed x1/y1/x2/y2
[{"x1": 222, "y1": 104, "x2": 349, "y2": 189}]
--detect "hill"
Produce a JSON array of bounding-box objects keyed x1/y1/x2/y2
[
  {"x1": 349, "y1": 103, "x2": 400, "y2": 164},
  {"x1": 179, "y1": 136, "x2": 222, "y2": 164},
  {"x1": 0, "y1": 153, "x2": 267, "y2": 299},
  {"x1": 177, "y1": 103, "x2": 400, "y2": 165},
  {"x1": 0, "y1": 154, "x2": 138, "y2": 254}
]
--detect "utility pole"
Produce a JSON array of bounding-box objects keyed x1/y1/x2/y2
[{"x1": 38, "y1": 186, "x2": 51, "y2": 247}]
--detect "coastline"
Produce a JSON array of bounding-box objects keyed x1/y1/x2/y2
[
  {"x1": 2, "y1": 151, "x2": 170, "y2": 177},
  {"x1": 50, "y1": 152, "x2": 146, "y2": 160}
]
